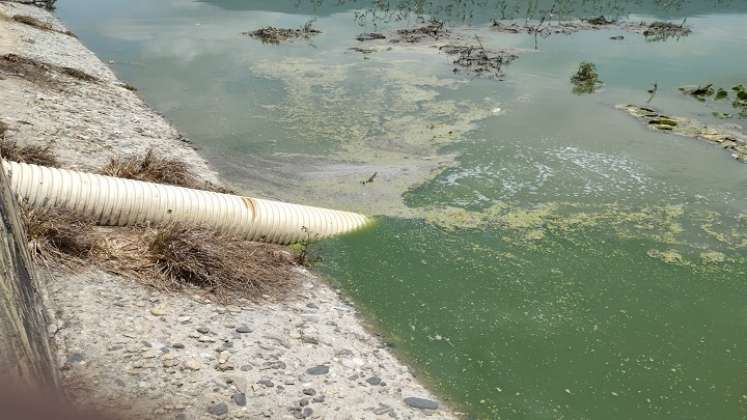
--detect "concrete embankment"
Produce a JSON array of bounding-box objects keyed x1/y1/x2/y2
[{"x1": 0, "y1": 1, "x2": 455, "y2": 418}]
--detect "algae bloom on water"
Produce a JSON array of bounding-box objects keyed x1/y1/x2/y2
[{"x1": 570, "y1": 62, "x2": 602, "y2": 94}]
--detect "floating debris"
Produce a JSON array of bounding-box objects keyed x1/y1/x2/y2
[
  {"x1": 619, "y1": 104, "x2": 747, "y2": 162},
  {"x1": 439, "y1": 42, "x2": 518, "y2": 80},
  {"x1": 489, "y1": 18, "x2": 692, "y2": 43},
  {"x1": 637, "y1": 20, "x2": 691, "y2": 42},
  {"x1": 361, "y1": 172, "x2": 378, "y2": 185},
  {"x1": 356, "y1": 32, "x2": 386, "y2": 42},
  {"x1": 584, "y1": 16, "x2": 616, "y2": 26},
  {"x1": 243, "y1": 22, "x2": 321, "y2": 44},
  {"x1": 491, "y1": 20, "x2": 595, "y2": 36},
  {"x1": 349, "y1": 47, "x2": 376, "y2": 55},
  {"x1": 570, "y1": 62, "x2": 602, "y2": 94},
  {"x1": 679, "y1": 83, "x2": 714, "y2": 101},
  {"x1": 395, "y1": 20, "x2": 448, "y2": 43}
]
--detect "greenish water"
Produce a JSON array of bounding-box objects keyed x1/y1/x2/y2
[{"x1": 57, "y1": 1, "x2": 747, "y2": 418}]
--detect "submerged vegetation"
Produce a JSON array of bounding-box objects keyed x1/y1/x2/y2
[
  {"x1": 679, "y1": 83, "x2": 714, "y2": 101},
  {"x1": 734, "y1": 84, "x2": 747, "y2": 115},
  {"x1": 679, "y1": 83, "x2": 747, "y2": 117},
  {"x1": 570, "y1": 62, "x2": 602, "y2": 94}
]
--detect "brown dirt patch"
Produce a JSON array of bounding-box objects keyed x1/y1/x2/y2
[{"x1": 0, "y1": 53, "x2": 99, "y2": 86}]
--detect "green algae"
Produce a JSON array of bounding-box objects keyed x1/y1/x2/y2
[
  {"x1": 417, "y1": 201, "x2": 747, "y2": 273},
  {"x1": 420, "y1": 202, "x2": 689, "y2": 243},
  {"x1": 647, "y1": 248, "x2": 686, "y2": 265},
  {"x1": 248, "y1": 56, "x2": 496, "y2": 215},
  {"x1": 700, "y1": 250, "x2": 726, "y2": 264}
]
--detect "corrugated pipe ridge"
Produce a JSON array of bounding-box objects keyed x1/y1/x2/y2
[{"x1": 2, "y1": 160, "x2": 369, "y2": 244}]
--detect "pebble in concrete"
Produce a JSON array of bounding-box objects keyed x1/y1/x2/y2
[
  {"x1": 207, "y1": 402, "x2": 228, "y2": 416},
  {"x1": 366, "y1": 376, "x2": 382, "y2": 386},
  {"x1": 404, "y1": 397, "x2": 439, "y2": 410},
  {"x1": 231, "y1": 392, "x2": 246, "y2": 407},
  {"x1": 306, "y1": 365, "x2": 329, "y2": 375}
]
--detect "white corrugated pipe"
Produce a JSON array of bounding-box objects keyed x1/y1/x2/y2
[{"x1": 2, "y1": 160, "x2": 370, "y2": 244}]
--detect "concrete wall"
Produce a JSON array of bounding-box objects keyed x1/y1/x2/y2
[{"x1": 0, "y1": 158, "x2": 57, "y2": 388}]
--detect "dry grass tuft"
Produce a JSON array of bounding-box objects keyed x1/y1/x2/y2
[
  {"x1": 101, "y1": 149, "x2": 194, "y2": 186},
  {"x1": 0, "y1": 53, "x2": 98, "y2": 85},
  {"x1": 142, "y1": 224, "x2": 297, "y2": 301},
  {"x1": 0, "y1": 132, "x2": 59, "y2": 167},
  {"x1": 22, "y1": 206, "x2": 98, "y2": 265},
  {"x1": 12, "y1": 15, "x2": 53, "y2": 31},
  {"x1": 11, "y1": 15, "x2": 76, "y2": 37},
  {"x1": 16, "y1": 149, "x2": 290, "y2": 302},
  {"x1": 21, "y1": 204, "x2": 299, "y2": 302},
  {"x1": 60, "y1": 66, "x2": 97, "y2": 81},
  {"x1": 100, "y1": 149, "x2": 233, "y2": 193}
]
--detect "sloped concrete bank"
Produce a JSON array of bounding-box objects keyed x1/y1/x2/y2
[{"x1": 0, "y1": 2, "x2": 456, "y2": 419}]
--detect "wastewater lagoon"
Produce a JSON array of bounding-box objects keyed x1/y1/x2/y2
[{"x1": 57, "y1": 1, "x2": 747, "y2": 418}]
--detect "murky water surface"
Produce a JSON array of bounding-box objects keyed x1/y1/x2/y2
[{"x1": 57, "y1": 1, "x2": 747, "y2": 418}]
